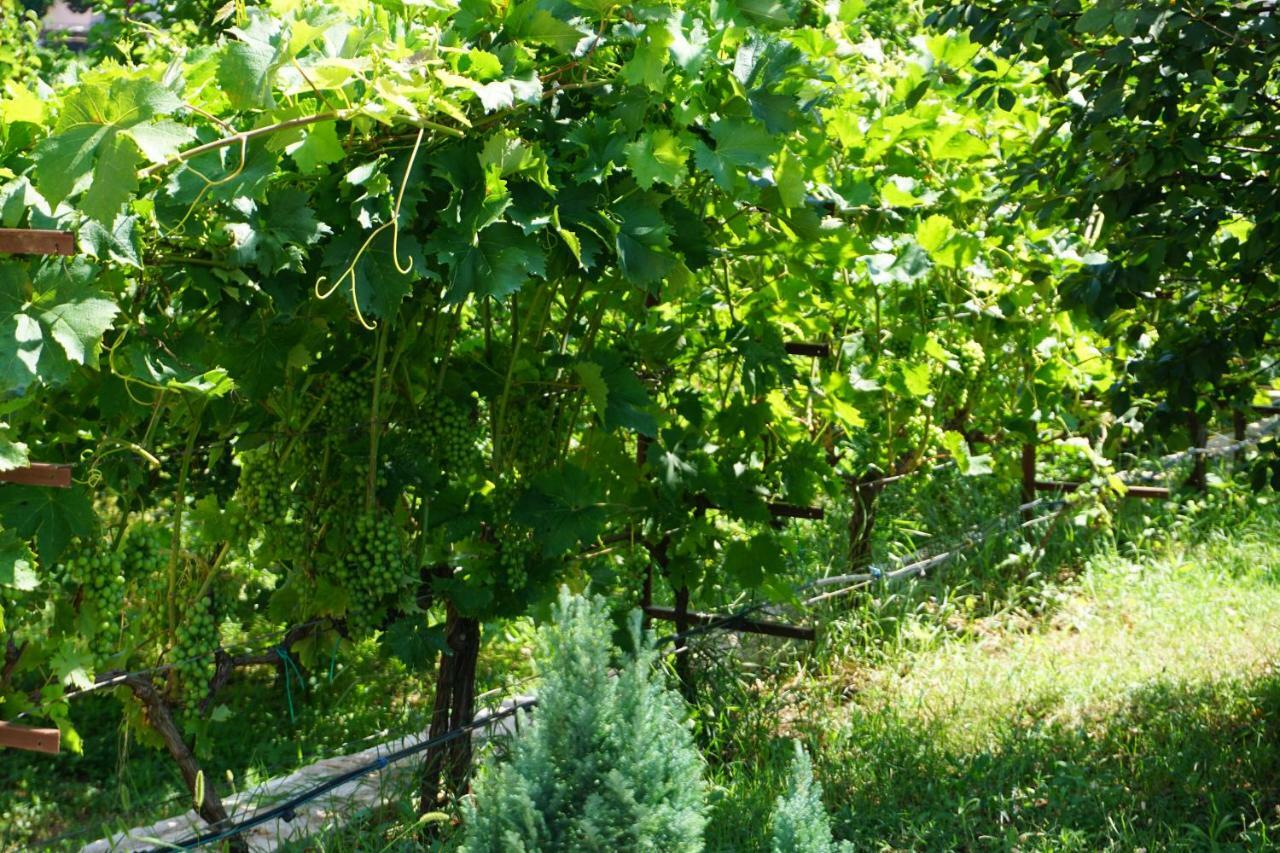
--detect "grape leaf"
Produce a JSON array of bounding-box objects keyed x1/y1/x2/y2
[
  {"x1": 33, "y1": 76, "x2": 181, "y2": 214},
  {"x1": 288, "y1": 122, "x2": 345, "y2": 174},
  {"x1": 722, "y1": 532, "x2": 783, "y2": 589},
  {"x1": 382, "y1": 618, "x2": 448, "y2": 669},
  {"x1": 36, "y1": 280, "x2": 119, "y2": 368},
  {"x1": 513, "y1": 465, "x2": 609, "y2": 554},
  {"x1": 0, "y1": 484, "x2": 94, "y2": 565},
  {"x1": 625, "y1": 129, "x2": 690, "y2": 190},
  {"x1": 51, "y1": 646, "x2": 95, "y2": 690},
  {"x1": 0, "y1": 433, "x2": 28, "y2": 472},
  {"x1": 613, "y1": 194, "x2": 675, "y2": 287},
  {"x1": 436, "y1": 223, "x2": 546, "y2": 303},
  {"x1": 79, "y1": 214, "x2": 142, "y2": 268},
  {"x1": 0, "y1": 529, "x2": 38, "y2": 591},
  {"x1": 218, "y1": 13, "x2": 286, "y2": 111},
  {"x1": 594, "y1": 350, "x2": 657, "y2": 435}
]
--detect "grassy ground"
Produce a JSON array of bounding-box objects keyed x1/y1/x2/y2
[{"x1": 696, "y1": 494, "x2": 1280, "y2": 850}]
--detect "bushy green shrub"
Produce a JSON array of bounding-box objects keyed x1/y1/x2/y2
[
  {"x1": 462, "y1": 588, "x2": 706, "y2": 851},
  {"x1": 770, "y1": 742, "x2": 850, "y2": 853}
]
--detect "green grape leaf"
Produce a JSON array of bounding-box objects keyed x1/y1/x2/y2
[
  {"x1": 33, "y1": 76, "x2": 181, "y2": 212},
  {"x1": 595, "y1": 350, "x2": 657, "y2": 435},
  {"x1": 624, "y1": 129, "x2": 690, "y2": 190},
  {"x1": 288, "y1": 122, "x2": 345, "y2": 174},
  {"x1": 436, "y1": 223, "x2": 546, "y2": 303},
  {"x1": 613, "y1": 195, "x2": 674, "y2": 287},
  {"x1": 722, "y1": 532, "x2": 783, "y2": 590},
  {"x1": 31, "y1": 125, "x2": 106, "y2": 212},
  {"x1": 774, "y1": 147, "x2": 805, "y2": 209},
  {"x1": 513, "y1": 465, "x2": 609, "y2": 554},
  {"x1": 37, "y1": 280, "x2": 120, "y2": 367},
  {"x1": 382, "y1": 618, "x2": 447, "y2": 669},
  {"x1": 573, "y1": 361, "x2": 609, "y2": 416},
  {"x1": 0, "y1": 484, "x2": 94, "y2": 565},
  {"x1": 505, "y1": 3, "x2": 587, "y2": 53},
  {"x1": 126, "y1": 120, "x2": 197, "y2": 165},
  {"x1": 218, "y1": 13, "x2": 286, "y2": 111},
  {"x1": 51, "y1": 645, "x2": 95, "y2": 690},
  {"x1": 621, "y1": 25, "x2": 672, "y2": 90},
  {"x1": 79, "y1": 214, "x2": 142, "y2": 268},
  {"x1": 0, "y1": 529, "x2": 38, "y2": 591},
  {"x1": 0, "y1": 433, "x2": 29, "y2": 472}
]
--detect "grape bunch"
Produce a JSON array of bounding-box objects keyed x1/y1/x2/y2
[
  {"x1": 423, "y1": 396, "x2": 480, "y2": 475},
  {"x1": 902, "y1": 413, "x2": 944, "y2": 454},
  {"x1": 490, "y1": 488, "x2": 536, "y2": 590},
  {"x1": 235, "y1": 450, "x2": 305, "y2": 557},
  {"x1": 172, "y1": 599, "x2": 219, "y2": 704},
  {"x1": 506, "y1": 398, "x2": 555, "y2": 471},
  {"x1": 331, "y1": 512, "x2": 411, "y2": 630},
  {"x1": 66, "y1": 544, "x2": 126, "y2": 663},
  {"x1": 323, "y1": 369, "x2": 371, "y2": 432}
]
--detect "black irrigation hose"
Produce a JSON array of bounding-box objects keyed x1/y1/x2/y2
[{"x1": 151, "y1": 696, "x2": 538, "y2": 851}]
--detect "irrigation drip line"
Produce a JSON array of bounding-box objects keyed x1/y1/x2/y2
[{"x1": 151, "y1": 695, "x2": 539, "y2": 851}]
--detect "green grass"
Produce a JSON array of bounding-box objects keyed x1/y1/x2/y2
[{"x1": 696, "y1": 496, "x2": 1280, "y2": 850}]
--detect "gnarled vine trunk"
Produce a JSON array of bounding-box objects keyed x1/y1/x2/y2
[
  {"x1": 848, "y1": 478, "x2": 884, "y2": 572},
  {"x1": 419, "y1": 601, "x2": 480, "y2": 814},
  {"x1": 125, "y1": 675, "x2": 247, "y2": 852}
]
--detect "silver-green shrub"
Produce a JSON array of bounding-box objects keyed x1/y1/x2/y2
[
  {"x1": 770, "y1": 742, "x2": 850, "y2": 853},
  {"x1": 462, "y1": 588, "x2": 706, "y2": 851}
]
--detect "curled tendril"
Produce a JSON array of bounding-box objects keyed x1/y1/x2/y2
[
  {"x1": 313, "y1": 128, "x2": 425, "y2": 330},
  {"x1": 106, "y1": 325, "x2": 169, "y2": 406},
  {"x1": 167, "y1": 134, "x2": 249, "y2": 237}
]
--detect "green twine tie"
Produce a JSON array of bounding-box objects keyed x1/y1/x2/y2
[{"x1": 275, "y1": 647, "x2": 306, "y2": 724}]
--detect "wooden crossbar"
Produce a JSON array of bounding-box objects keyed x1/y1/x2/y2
[
  {"x1": 0, "y1": 463, "x2": 72, "y2": 488},
  {"x1": 0, "y1": 229, "x2": 75, "y2": 256},
  {"x1": 643, "y1": 606, "x2": 816, "y2": 641},
  {"x1": 0, "y1": 721, "x2": 61, "y2": 754}
]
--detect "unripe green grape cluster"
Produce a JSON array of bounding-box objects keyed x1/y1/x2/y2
[
  {"x1": 124, "y1": 523, "x2": 172, "y2": 638},
  {"x1": 902, "y1": 413, "x2": 944, "y2": 453},
  {"x1": 66, "y1": 544, "x2": 126, "y2": 662},
  {"x1": 173, "y1": 600, "x2": 219, "y2": 704},
  {"x1": 424, "y1": 397, "x2": 480, "y2": 474},
  {"x1": 507, "y1": 399, "x2": 555, "y2": 470},
  {"x1": 333, "y1": 512, "x2": 411, "y2": 630},
  {"x1": 958, "y1": 340, "x2": 986, "y2": 377},
  {"x1": 324, "y1": 370, "x2": 370, "y2": 431},
  {"x1": 490, "y1": 488, "x2": 536, "y2": 590},
  {"x1": 235, "y1": 451, "x2": 305, "y2": 557},
  {"x1": 496, "y1": 528, "x2": 536, "y2": 590}
]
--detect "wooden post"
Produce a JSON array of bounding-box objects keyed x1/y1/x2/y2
[
  {"x1": 1187, "y1": 408, "x2": 1208, "y2": 492},
  {"x1": 1020, "y1": 443, "x2": 1036, "y2": 521},
  {"x1": 0, "y1": 463, "x2": 72, "y2": 488},
  {"x1": 420, "y1": 601, "x2": 480, "y2": 815},
  {"x1": 672, "y1": 583, "x2": 693, "y2": 695},
  {"x1": 848, "y1": 477, "x2": 883, "y2": 570},
  {"x1": 1234, "y1": 409, "x2": 1247, "y2": 442}
]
